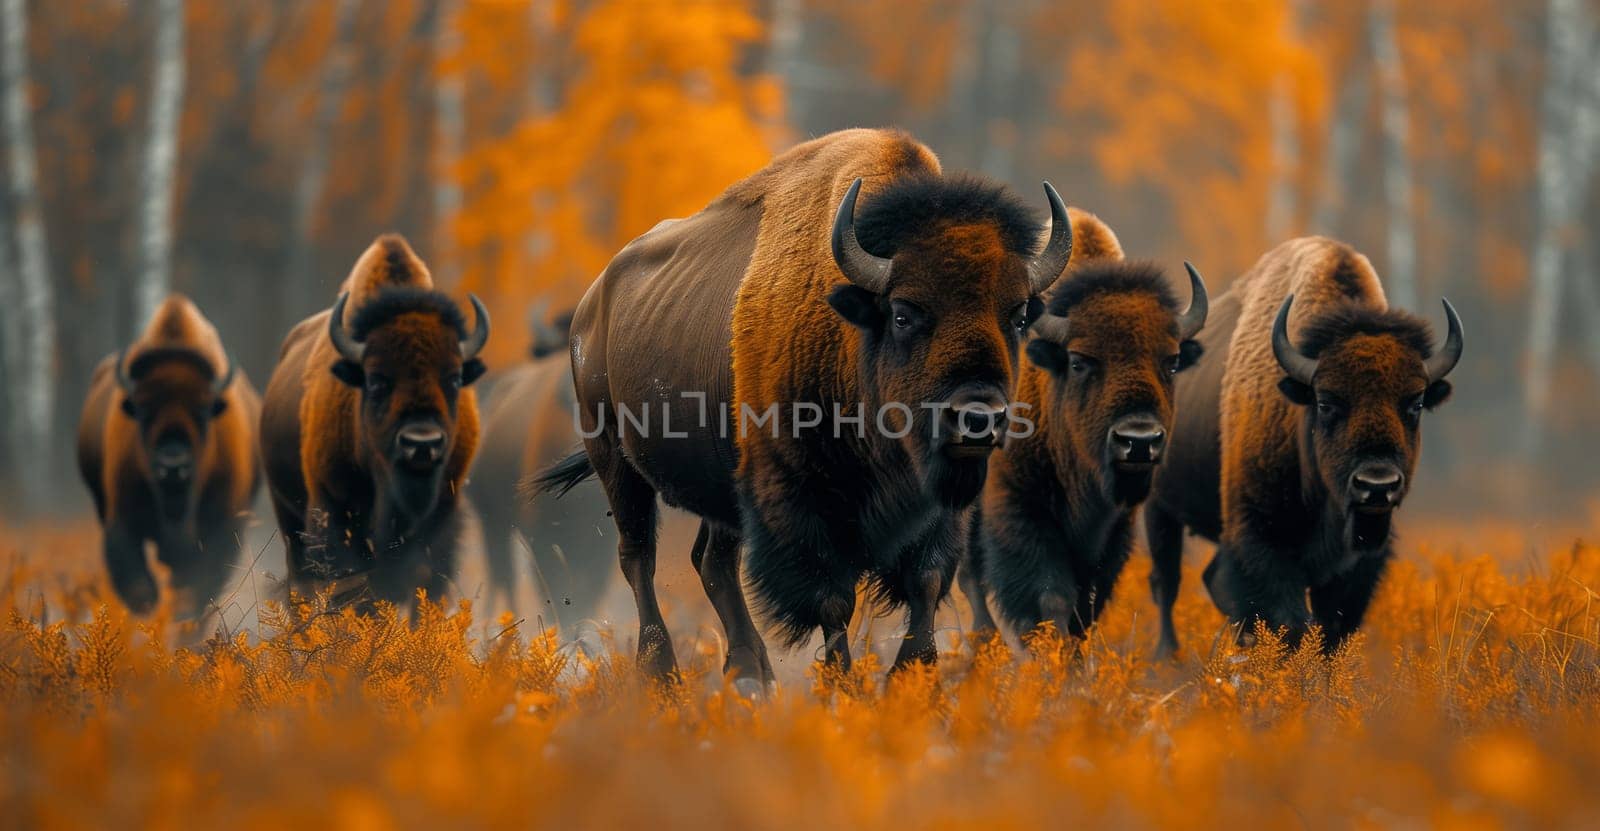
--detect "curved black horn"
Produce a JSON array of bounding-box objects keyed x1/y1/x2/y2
[
  {"x1": 115, "y1": 348, "x2": 135, "y2": 393},
  {"x1": 1030, "y1": 312, "x2": 1071, "y2": 344},
  {"x1": 327, "y1": 293, "x2": 365, "y2": 363},
  {"x1": 1271, "y1": 294, "x2": 1318, "y2": 385},
  {"x1": 1027, "y1": 182, "x2": 1074, "y2": 295},
  {"x1": 461, "y1": 294, "x2": 490, "y2": 359},
  {"x1": 1177, "y1": 262, "x2": 1209, "y2": 340},
  {"x1": 1425, "y1": 298, "x2": 1464, "y2": 383},
  {"x1": 212, "y1": 351, "x2": 237, "y2": 395},
  {"x1": 831, "y1": 178, "x2": 893, "y2": 293}
]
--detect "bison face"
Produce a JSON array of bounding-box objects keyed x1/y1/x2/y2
[
  {"x1": 116, "y1": 348, "x2": 236, "y2": 524},
  {"x1": 1273, "y1": 297, "x2": 1462, "y2": 550},
  {"x1": 826, "y1": 178, "x2": 1074, "y2": 508},
  {"x1": 1025, "y1": 264, "x2": 1207, "y2": 505},
  {"x1": 328, "y1": 291, "x2": 488, "y2": 525}
]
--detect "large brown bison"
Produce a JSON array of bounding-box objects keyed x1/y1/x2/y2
[
  {"x1": 471, "y1": 308, "x2": 614, "y2": 622},
  {"x1": 960, "y1": 211, "x2": 1208, "y2": 642},
  {"x1": 533, "y1": 128, "x2": 1072, "y2": 688},
  {"x1": 76, "y1": 295, "x2": 261, "y2": 615},
  {"x1": 260, "y1": 234, "x2": 489, "y2": 606},
  {"x1": 1146, "y1": 237, "x2": 1462, "y2": 655}
]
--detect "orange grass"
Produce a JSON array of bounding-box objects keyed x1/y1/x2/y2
[{"x1": 5, "y1": 532, "x2": 1600, "y2": 829}]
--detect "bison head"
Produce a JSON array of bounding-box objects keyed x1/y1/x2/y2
[
  {"x1": 116, "y1": 347, "x2": 237, "y2": 524},
  {"x1": 328, "y1": 289, "x2": 489, "y2": 524},
  {"x1": 1025, "y1": 262, "x2": 1208, "y2": 505},
  {"x1": 1272, "y1": 296, "x2": 1462, "y2": 550},
  {"x1": 826, "y1": 175, "x2": 1072, "y2": 507}
]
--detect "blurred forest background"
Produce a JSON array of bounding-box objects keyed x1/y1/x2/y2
[{"x1": 0, "y1": 0, "x2": 1596, "y2": 527}]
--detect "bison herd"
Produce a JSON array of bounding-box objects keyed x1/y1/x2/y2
[{"x1": 75, "y1": 128, "x2": 1463, "y2": 686}]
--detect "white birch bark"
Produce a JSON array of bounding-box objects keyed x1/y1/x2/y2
[
  {"x1": 1312, "y1": 63, "x2": 1369, "y2": 234},
  {"x1": 1522, "y1": 0, "x2": 1596, "y2": 455},
  {"x1": 0, "y1": 0, "x2": 55, "y2": 495},
  {"x1": 285, "y1": 0, "x2": 361, "y2": 304},
  {"x1": 1266, "y1": 0, "x2": 1303, "y2": 240},
  {"x1": 1370, "y1": 0, "x2": 1416, "y2": 311},
  {"x1": 433, "y1": 0, "x2": 463, "y2": 287},
  {"x1": 135, "y1": 0, "x2": 186, "y2": 325}
]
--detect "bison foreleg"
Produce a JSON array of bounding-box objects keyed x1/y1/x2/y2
[
  {"x1": 1145, "y1": 502, "x2": 1186, "y2": 660},
  {"x1": 1309, "y1": 553, "x2": 1389, "y2": 651},
  {"x1": 1205, "y1": 541, "x2": 1314, "y2": 646},
  {"x1": 104, "y1": 524, "x2": 159, "y2": 615},
  {"x1": 956, "y1": 511, "x2": 999, "y2": 639}
]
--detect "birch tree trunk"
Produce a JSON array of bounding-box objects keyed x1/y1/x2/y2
[
  {"x1": 1521, "y1": 0, "x2": 1595, "y2": 456},
  {"x1": 769, "y1": 0, "x2": 806, "y2": 133},
  {"x1": 1312, "y1": 61, "x2": 1369, "y2": 234},
  {"x1": 433, "y1": 0, "x2": 462, "y2": 287},
  {"x1": 284, "y1": 0, "x2": 361, "y2": 312},
  {"x1": 0, "y1": 185, "x2": 20, "y2": 472},
  {"x1": 135, "y1": 0, "x2": 186, "y2": 326},
  {"x1": 1, "y1": 0, "x2": 56, "y2": 505},
  {"x1": 1369, "y1": 0, "x2": 1416, "y2": 311},
  {"x1": 976, "y1": 14, "x2": 1021, "y2": 183}
]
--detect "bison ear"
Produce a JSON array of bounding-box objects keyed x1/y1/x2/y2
[
  {"x1": 1177, "y1": 340, "x2": 1204, "y2": 372},
  {"x1": 462, "y1": 358, "x2": 488, "y2": 387},
  {"x1": 210, "y1": 397, "x2": 229, "y2": 417},
  {"x1": 1026, "y1": 338, "x2": 1068, "y2": 375},
  {"x1": 331, "y1": 360, "x2": 365, "y2": 388},
  {"x1": 827, "y1": 284, "x2": 883, "y2": 330},
  {"x1": 1277, "y1": 377, "x2": 1315, "y2": 406},
  {"x1": 1423, "y1": 379, "x2": 1453, "y2": 409}
]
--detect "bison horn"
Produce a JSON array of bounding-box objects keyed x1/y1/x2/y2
[
  {"x1": 1030, "y1": 312, "x2": 1071, "y2": 344},
  {"x1": 211, "y1": 351, "x2": 237, "y2": 395},
  {"x1": 327, "y1": 293, "x2": 366, "y2": 363},
  {"x1": 461, "y1": 294, "x2": 490, "y2": 359},
  {"x1": 1177, "y1": 262, "x2": 1209, "y2": 340},
  {"x1": 1271, "y1": 294, "x2": 1319, "y2": 386},
  {"x1": 1424, "y1": 298, "x2": 1464, "y2": 383},
  {"x1": 114, "y1": 348, "x2": 135, "y2": 393},
  {"x1": 1027, "y1": 182, "x2": 1073, "y2": 295},
  {"x1": 831, "y1": 178, "x2": 893, "y2": 293}
]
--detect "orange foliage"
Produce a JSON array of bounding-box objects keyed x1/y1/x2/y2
[
  {"x1": 6, "y1": 525, "x2": 1600, "y2": 826},
  {"x1": 1064, "y1": 0, "x2": 1322, "y2": 280},
  {"x1": 453, "y1": 0, "x2": 780, "y2": 363}
]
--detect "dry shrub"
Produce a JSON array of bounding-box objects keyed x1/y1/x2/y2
[{"x1": 3, "y1": 538, "x2": 1600, "y2": 828}]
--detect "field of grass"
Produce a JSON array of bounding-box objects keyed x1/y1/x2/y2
[{"x1": 5, "y1": 520, "x2": 1600, "y2": 829}]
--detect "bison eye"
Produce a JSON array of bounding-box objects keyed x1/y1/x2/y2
[
  {"x1": 1011, "y1": 302, "x2": 1029, "y2": 334},
  {"x1": 1406, "y1": 397, "x2": 1424, "y2": 416},
  {"x1": 444, "y1": 373, "x2": 463, "y2": 392},
  {"x1": 1315, "y1": 398, "x2": 1345, "y2": 420},
  {"x1": 1067, "y1": 352, "x2": 1098, "y2": 377},
  {"x1": 1164, "y1": 356, "x2": 1181, "y2": 376},
  {"x1": 893, "y1": 312, "x2": 911, "y2": 329},
  {"x1": 365, "y1": 374, "x2": 392, "y2": 397}
]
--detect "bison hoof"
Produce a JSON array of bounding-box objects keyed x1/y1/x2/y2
[{"x1": 732, "y1": 677, "x2": 767, "y2": 700}]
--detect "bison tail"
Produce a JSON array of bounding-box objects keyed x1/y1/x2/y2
[{"x1": 521, "y1": 448, "x2": 596, "y2": 501}]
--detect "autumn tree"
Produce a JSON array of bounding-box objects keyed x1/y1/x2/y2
[{"x1": 454, "y1": 0, "x2": 780, "y2": 363}]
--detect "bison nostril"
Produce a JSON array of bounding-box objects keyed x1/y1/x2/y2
[
  {"x1": 955, "y1": 407, "x2": 1002, "y2": 439},
  {"x1": 1351, "y1": 465, "x2": 1404, "y2": 505},
  {"x1": 397, "y1": 425, "x2": 446, "y2": 464},
  {"x1": 1111, "y1": 421, "x2": 1165, "y2": 463}
]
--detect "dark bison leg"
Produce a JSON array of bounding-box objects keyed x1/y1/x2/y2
[
  {"x1": 1145, "y1": 502, "x2": 1186, "y2": 659},
  {"x1": 956, "y1": 510, "x2": 998, "y2": 638},
  {"x1": 1204, "y1": 541, "x2": 1313, "y2": 647},
  {"x1": 175, "y1": 522, "x2": 244, "y2": 619},
  {"x1": 104, "y1": 522, "x2": 159, "y2": 615},
  {"x1": 890, "y1": 520, "x2": 962, "y2": 671},
  {"x1": 589, "y1": 443, "x2": 675, "y2": 680},
  {"x1": 1309, "y1": 553, "x2": 1390, "y2": 651},
  {"x1": 690, "y1": 520, "x2": 774, "y2": 692}
]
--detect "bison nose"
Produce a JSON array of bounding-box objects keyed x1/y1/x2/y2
[
  {"x1": 943, "y1": 388, "x2": 1009, "y2": 448},
  {"x1": 1110, "y1": 418, "x2": 1166, "y2": 465},
  {"x1": 1350, "y1": 464, "x2": 1404, "y2": 509},
  {"x1": 397, "y1": 425, "x2": 447, "y2": 467},
  {"x1": 152, "y1": 445, "x2": 193, "y2": 484}
]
